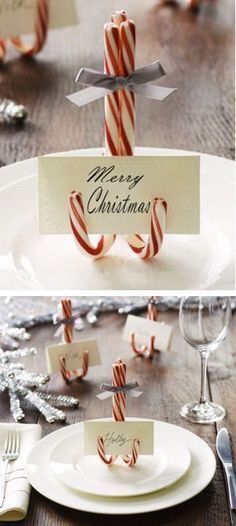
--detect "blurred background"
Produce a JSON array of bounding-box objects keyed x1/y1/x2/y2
[{"x1": 0, "y1": 0, "x2": 234, "y2": 166}]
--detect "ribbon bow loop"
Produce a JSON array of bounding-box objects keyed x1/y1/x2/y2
[{"x1": 67, "y1": 61, "x2": 176, "y2": 108}]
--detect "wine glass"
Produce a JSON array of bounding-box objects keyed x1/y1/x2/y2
[{"x1": 179, "y1": 296, "x2": 231, "y2": 424}]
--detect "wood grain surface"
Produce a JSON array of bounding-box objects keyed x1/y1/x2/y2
[
  {"x1": 0, "y1": 0, "x2": 234, "y2": 168},
  {"x1": 0, "y1": 305, "x2": 235, "y2": 525}
]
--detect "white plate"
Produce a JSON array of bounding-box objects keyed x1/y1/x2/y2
[
  {"x1": 49, "y1": 425, "x2": 191, "y2": 497},
  {"x1": 0, "y1": 148, "x2": 234, "y2": 291},
  {"x1": 26, "y1": 419, "x2": 216, "y2": 515}
]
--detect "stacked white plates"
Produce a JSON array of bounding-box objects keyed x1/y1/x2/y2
[{"x1": 26, "y1": 418, "x2": 216, "y2": 514}]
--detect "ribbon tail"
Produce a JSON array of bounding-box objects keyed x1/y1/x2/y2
[
  {"x1": 130, "y1": 390, "x2": 143, "y2": 398},
  {"x1": 133, "y1": 84, "x2": 177, "y2": 100},
  {"x1": 96, "y1": 392, "x2": 113, "y2": 400},
  {"x1": 66, "y1": 86, "x2": 111, "y2": 108}
]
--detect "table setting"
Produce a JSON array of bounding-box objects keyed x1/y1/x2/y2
[
  {"x1": 0, "y1": 296, "x2": 235, "y2": 524},
  {"x1": 0, "y1": 0, "x2": 235, "y2": 524},
  {"x1": 0, "y1": 0, "x2": 235, "y2": 291}
]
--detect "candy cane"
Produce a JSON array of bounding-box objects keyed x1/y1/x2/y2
[
  {"x1": 59, "y1": 356, "x2": 71, "y2": 385},
  {"x1": 61, "y1": 298, "x2": 73, "y2": 345},
  {"x1": 97, "y1": 436, "x2": 117, "y2": 466},
  {"x1": 97, "y1": 359, "x2": 139, "y2": 467},
  {"x1": 119, "y1": 19, "x2": 136, "y2": 156},
  {"x1": 127, "y1": 198, "x2": 167, "y2": 259},
  {"x1": 122, "y1": 439, "x2": 140, "y2": 466},
  {"x1": 0, "y1": 40, "x2": 6, "y2": 61},
  {"x1": 11, "y1": 0, "x2": 49, "y2": 56},
  {"x1": 131, "y1": 298, "x2": 158, "y2": 358},
  {"x1": 104, "y1": 23, "x2": 120, "y2": 156},
  {"x1": 112, "y1": 359, "x2": 126, "y2": 421},
  {"x1": 68, "y1": 191, "x2": 116, "y2": 259},
  {"x1": 60, "y1": 298, "x2": 89, "y2": 382}
]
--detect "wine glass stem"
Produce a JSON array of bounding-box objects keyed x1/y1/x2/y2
[{"x1": 199, "y1": 351, "x2": 209, "y2": 404}]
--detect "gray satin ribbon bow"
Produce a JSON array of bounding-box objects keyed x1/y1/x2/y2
[
  {"x1": 67, "y1": 60, "x2": 176, "y2": 107},
  {"x1": 96, "y1": 381, "x2": 142, "y2": 400}
]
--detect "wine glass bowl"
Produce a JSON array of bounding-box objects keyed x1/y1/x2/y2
[{"x1": 179, "y1": 297, "x2": 231, "y2": 424}]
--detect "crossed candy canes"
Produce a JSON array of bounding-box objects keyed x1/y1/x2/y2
[
  {"x1": 59, "y1": 298, "x2": 89, "y2": 384},
  {"x1": 0, "y1": 0, "x2": 49, "y2": 61},
  {"x1": 97, "y1": 359, "x2": 140, "y2": 467}
]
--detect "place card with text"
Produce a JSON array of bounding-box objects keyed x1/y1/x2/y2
[
  {"x1": 0, "y1": 0, "x2": 78, "y2": 39},
  {"x1": 84, "y1": 420, "x2": 154, "y2": 455},
  {"x1": 38, "y1": 155, "x2": 200, "y2": 235},
  {"x1": 46, "y1": 340, "x2": 101, "y2": 374},
  {"x1": 123, "y1": 315, "x2": 173, "y2": 352}
]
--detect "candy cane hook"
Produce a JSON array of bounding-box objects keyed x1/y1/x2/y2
[
  {"x1": 131, "y1": 298, "x2": 158, "y2": 358},
  {"x1": 68, "y1": 191, "x2": 116, "y2": 259},
  {"x1": 11, "y1": 0, "x2": 49, "y2": 57},
  {"x1": 127, "y1": 198, "x2": 167, "y2": 259}
]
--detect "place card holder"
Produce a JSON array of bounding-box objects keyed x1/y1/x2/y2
[
  {"x1": 68, "y1": 191, "x2": 167, "y2": 260},
  {"x1": 130, "y1": 298, "x2": 158, "y2": 359},
  {"x1": 59, "y1": 298, "x2": 89, "y2": 384},
  {"x1": 96, "y1": 359, "x2": 141, "y2": 467},
  {"x1": 59, "y1": 350, "x2": 89, "y2": 385},
  {"x1": 1, "y1": 0, "x2": 49, "y2": 61}
]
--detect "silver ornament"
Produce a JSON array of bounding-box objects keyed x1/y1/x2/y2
[{"x1": 0, "y1": 98, "x2": 27, "y2": 125}]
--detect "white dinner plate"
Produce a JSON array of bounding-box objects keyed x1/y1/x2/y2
[
  {"x1": 0, "y1": 148, "x2": 234, "y2": 290},
  {"x1": 26, "y1": 419, "x2": 216, "y2": 515},
  {"x1": 49, "y1": 425, "x2": 191, "y2": 497}
]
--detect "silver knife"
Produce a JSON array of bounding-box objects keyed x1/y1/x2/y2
[{"x1": 216, "y1": 427, "x2": 236, "y2": 510}]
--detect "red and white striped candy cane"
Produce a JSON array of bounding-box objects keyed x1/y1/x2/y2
[
  {"x1": 0, "y1": 40, "x2": 6, "y2": 61},
  {"x1": 97, "y1": 436, "x2": 117, "y2": 466},
  {"x1": 59, "y1": 355, "x2": 71, "y2": 385},
  {"x1": 119, "y1": 19, "x2": 136, "y2": 156},
  {"x1": 112, "y1": 359, "x2": 126, "y2": 421},
  {"x1": 68, "y1": 191, "x2": 116, "y2": 259},
  {"x1": 11, "y1": 0, "x2": 49, "y2": 56},
  {"x1": 127, "y1": 198, "x2": 167, "y2": 259},
  {"x1": 97, "y1": 359, "x2": 139, "y2": 467},
  {"x1": 122, "y1": 438, "x2": 140, "y2": 466},
  {"x1": 61, "y1": 298, "x2": 73, "y2": 344},
  {"x1": 131, "y1": 298, "x2": 158, "y2": 358},
  {"x1": 104, "y1": 23, "x2": 120, "y2": 156},
  {"x1": 60, "y1": 298, "x2": 89, "y2": 382}
]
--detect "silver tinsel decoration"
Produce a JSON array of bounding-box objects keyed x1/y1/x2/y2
[{"x1": 0, "y1": 347, "x2": 79, "y2": 423}]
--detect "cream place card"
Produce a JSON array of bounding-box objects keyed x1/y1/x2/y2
[
  {"x1": 0, "y1": 0, "x2": 78, "y2": 39},
  {"x1": 46, "y1": 340, "x2": 101, "y2": 374},
  {"x1": 84, "y1": 420, "x2": 154, "y2": 455},
  {"x1": 38, "y1": 155, "x2": 200, "y2": 235},
  {"x1": 123, "y1": 315, "x2": 173, "y2": 352}
]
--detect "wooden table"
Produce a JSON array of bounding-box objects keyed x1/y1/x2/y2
[
  {"x1": 0, "y1": 305, "x2": 235, "y2": 525},
  {"x1": 0, "y1": 0, "x2": 234, "y2": 167}
]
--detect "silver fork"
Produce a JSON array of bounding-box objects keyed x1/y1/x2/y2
[{"x1": 0, "y1": 430, "x2": 20, "y2": 507}]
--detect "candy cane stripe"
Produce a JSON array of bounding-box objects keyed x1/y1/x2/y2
[{"x1": 104, "y1": 23, "x2": 120, "y2": 156}]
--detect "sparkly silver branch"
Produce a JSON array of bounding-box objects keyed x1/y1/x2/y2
[{"x1": 0, "y1": 347, "x2": 79, "y2": 423}]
